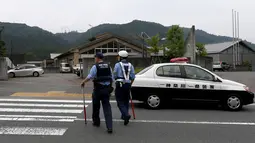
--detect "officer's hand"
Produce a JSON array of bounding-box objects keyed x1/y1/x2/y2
[{"x1": 81, "y1": 82, "x2": 85, "y2": 87}]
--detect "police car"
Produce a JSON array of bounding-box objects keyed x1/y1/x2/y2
[{"x1": 131, "y1": 63, "x2": 254, "y2": 111}]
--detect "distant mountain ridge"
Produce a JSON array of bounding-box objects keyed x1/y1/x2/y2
[{"x1": 1, "y1": 20, "x2": 254, "y2": 60}]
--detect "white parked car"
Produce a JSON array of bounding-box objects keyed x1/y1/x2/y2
[
  {"x1": 8, "y1": 64, "x2": 44, "y2": 78},
  {"x1": 72, "y1": 63, "x2": 83, "y2": 74},
  {"x1": 59, "y1": 63, "x2": 71, "y2": 73},
  {"x1": 131, "y1": 63, "x2": 254, "y2": 111}
]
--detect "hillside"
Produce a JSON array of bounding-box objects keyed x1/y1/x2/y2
[
  {"x1": 1, "y1": 20, "x2": 254, "y2": 61},
  {"x1": 0, "y1": 22, "x2": 70, "y2": 60},
  {"x1": 62, "y1": 20, "x2": 235, "y2": 46}
]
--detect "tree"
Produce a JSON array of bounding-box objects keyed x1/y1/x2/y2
[
  {"x1": 146, "y1": 34, "x2": 162, "y2": 63},
  {"x1": 165, "y1": 25, "x2": 185, "y2": 58},
  {"x1": 196, "y1": 43, "x2": 207, "y2": 56},
  {"x1": 0, "y1": 40, "x2": 6, "y2": 57}
]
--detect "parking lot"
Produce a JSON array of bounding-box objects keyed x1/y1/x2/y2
[{"x1": 0, "y1": 72, "x2": 255, "y2": 143}]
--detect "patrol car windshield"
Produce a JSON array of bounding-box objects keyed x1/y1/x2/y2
[
  {"x1": 62, "y1": 63, "x2": 70, "y2": 67},
  {"x1": 136, "y1": 65, "x2": 154, "y2": 75}
]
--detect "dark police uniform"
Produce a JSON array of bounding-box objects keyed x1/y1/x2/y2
[
  {"x1": 114, "y1": 59, "x2": 135, "y2": 124},
  {"x1": 87, "y1": 61, "x2": 113, "y2": 130}
]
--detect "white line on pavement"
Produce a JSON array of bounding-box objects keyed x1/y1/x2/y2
[
  {"x1": 0, "y1": 114, "x2": 77, "y2": 119},
  {"x1": 0, "y1": 108, "x2": 84, "y2": 113},
  {"x1": 75, "y1": 118, "x2": 255, "y2": 126},
  {"x1": 0, "y1": 98, "x2": 92, "y2": 103},
  {"x1": 0, "y1": 103, "x2": 84, "y2": 108},
  {"x1": 0, "y1": 98, "x2": 142, "y2": 103},
  {"x1": 0, "y1": 127, "x2": 67, "y2": 136},
  {"x1": 0, "y1": 117, "x2": 74, "y2": 122}
]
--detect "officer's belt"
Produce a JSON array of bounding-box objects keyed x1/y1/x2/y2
[
  {"x1": 115, "y1": 79, "x2": 131, "y2": 83},
  {"x1": 94, "y1": 83, "x2": 110, "y2": 88}
]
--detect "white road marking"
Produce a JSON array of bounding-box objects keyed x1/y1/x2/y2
[
  {"x1": 0, "y1": 108, "x2": 84, "y2": 113},
  {"x1": 75, "y1": 118, "x2": 255, "y2": 126},
  {"x1": 0, "y1": 127, "x2": 67, "y2": 136},
  {"x1": 0, "y1": 114, "x2": 77, "y2": 119},
  {"x1": 0, "y1": 117, "x2": 74, "y2": 122},
  {"x1": 0, "y1": 103, "x2": 84, "y2": 108},
  {"x1": 0, "y1": 98, "x2": 92, "y2": 103},
  {"x1": 0, "y1": 98, "x2": 141, "y2": 103}
]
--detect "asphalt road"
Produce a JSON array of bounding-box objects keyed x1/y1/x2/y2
[
  {"x1": 0, "y1": 72, "x2": 255, "y2": 143},
  {"x1": 0, "y1": 96, "x2": 254, "y2": 143},
  {"x1": 0, "y1": 73, "x2": 93, "y2": 96}
]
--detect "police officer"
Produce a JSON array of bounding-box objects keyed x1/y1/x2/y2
[
  {"x1": 81, "y1": 52, "x2": 113, "y2": 133},
  {"x1": 114, "y1": 50, "x2": 135, "y2": 126}
]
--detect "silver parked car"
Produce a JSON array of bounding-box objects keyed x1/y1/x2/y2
[{"x1": 7, "y1": 64, "x2": 44, "y2": 78}]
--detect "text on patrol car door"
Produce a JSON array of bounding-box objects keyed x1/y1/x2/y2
[
  {"x1": 183, "y1": 65, "x2": 221, "y2": 101},
  {"x1": 155, "y1": 65, "x2": 186, "y2": 99}
]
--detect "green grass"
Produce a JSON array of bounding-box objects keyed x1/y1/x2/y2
[{"x1": 135, "y1": 68, "x2": 144, "y2": 74}]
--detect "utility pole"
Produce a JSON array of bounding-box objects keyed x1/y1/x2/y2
[
  {"x1": 88, "y1": 24, "x2": 93, "y2": 38},
  {"x1": 10, "y1": 40, "x2": 13, "y2": 68},
  {"x1": 0, "y1": 26, "x2": 5, "y2": 58},
  {"x1": 232, "y1": 9, "x2": 237, "y2": 70}
]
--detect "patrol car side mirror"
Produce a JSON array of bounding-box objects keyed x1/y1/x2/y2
[{"x1": 214, "y1": 76, "x2": 221, "y2": 82}]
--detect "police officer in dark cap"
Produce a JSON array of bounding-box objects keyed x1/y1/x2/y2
[{"x1": 81, "y1": 52, "x2": 114, "y2": 133}]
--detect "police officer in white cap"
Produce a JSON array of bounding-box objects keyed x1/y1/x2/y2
[{"x1": 114, "y1": 50, "x2": 135, "y2": 125}]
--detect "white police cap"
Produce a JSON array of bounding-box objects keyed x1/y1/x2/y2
[{"x1": 118, "y1": 50, "x2": 128, "y2": 58}]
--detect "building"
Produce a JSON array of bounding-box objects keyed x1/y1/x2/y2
[
  {"x1": 54, "y1": 33, "x2": 150, "y2": 75},
  {"x1": 205, "y1": 40, "x2": 255, "y2": 65}
]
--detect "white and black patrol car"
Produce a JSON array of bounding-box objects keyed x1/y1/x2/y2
[{"x1": 131, "y1": 63, "x2": 254, "y2": 111}]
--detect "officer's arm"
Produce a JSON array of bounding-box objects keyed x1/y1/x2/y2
[
  {"x1": 81, "y1": 65, "x2": 96, "y2": 85},
  {"x1": 110, "y1": 67, "x2": 114, "y2": 81},
  {"x1": 113, "y1": 63, "x2": 118, "y2": 80},
  {"x1": 130, "y1": 65, "x2": 136, "y2": 84}
]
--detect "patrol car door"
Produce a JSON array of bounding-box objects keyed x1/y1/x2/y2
[
  {"x1": 154, "y1": 65, "x2": 186, "y2": 99},
  {"x1": 183, "y1": 65, "x2": 221, "y2": 101}
]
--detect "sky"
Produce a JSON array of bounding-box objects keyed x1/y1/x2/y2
[{"x1": 1, "y1": 0, "x2": 255, "y2": 42}]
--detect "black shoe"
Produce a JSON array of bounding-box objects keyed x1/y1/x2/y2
[
  {"x1": 121, "y1": 116, "x2": 125, "y2": 120},
  {"x1": 93, "y1": 122, "x2": 100, "y2": 127},
  {"x1": 124, "y1": 115, "x2": 131, "y2": 126},
  {"x1": 107, "y1": 128, "x2": 113, "y2": 134}
]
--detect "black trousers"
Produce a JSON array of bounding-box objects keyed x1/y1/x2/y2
[
  {"x1": 92, "y1": 87, "x2": 113, "y2": 129},
  {"x1": 115, "y1": 82, "x2": 131, "y2": 119}
]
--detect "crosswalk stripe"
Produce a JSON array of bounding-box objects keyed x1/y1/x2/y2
[
  {"x1": 0, "y1": 127, "x2": 67, "y2": 136},
  {"x1": 0, "y1": 108, "x2": 84, "y2": 113},
  {"x1": 0, "y1": 115, "x2": 77, "y2": 119},
  {"x1": 0, "y1": 98, "x2": 92, "y2": 103},
  {"x1": 0, "y1": 117, "x2": 74, "y2": 122},
  {"x1": 0, "y1": 103, "x2": 84, "y2": 108}
]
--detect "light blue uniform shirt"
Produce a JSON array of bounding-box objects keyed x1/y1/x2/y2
[
  {"x1": 114, "y1": 60, "x2": 135, "y2": 83},
  {"x1": 87, "y1": 64, "x2": 114, "y2": 85}
]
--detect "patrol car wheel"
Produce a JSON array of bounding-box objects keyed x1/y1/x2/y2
[
  {"x1": 146, "y1": 95, "x2": 161, "y2": 109},
  {"x1": 224, "y1": 95, "x2": 243, "y2": 111}
]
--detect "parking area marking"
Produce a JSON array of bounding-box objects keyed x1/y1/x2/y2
[
  {"x1": 11, "y1": 92, "x2": 92, "y2": 98},
  {"x1": 0, "y1": 127, "x2": 67, "y2": 136},
  {"x1": 75, "y1": 118, "x2": 255, "y2": 126}
]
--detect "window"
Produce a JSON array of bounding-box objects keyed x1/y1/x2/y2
[
  {"x1": 95, "y1": 49, "x2": 101, "y2": 53},
  {"x1": 102, "y1": 49, "x2": 107, "y2": 53},
  {"x1": 156, "y1": 65, "x2": 182, "y2": 78},
  {"x1": 136, "y1": 65, "x2": 154, "y2": 75},
  {"x1": 25, "y1": 66, "x2": 36, "y2": 69},
  {"x1": 184, "y1": 66, "x2": 214, "y2": 81}
]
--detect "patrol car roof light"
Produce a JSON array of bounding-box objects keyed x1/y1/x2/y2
[{"x1": 244, "y1": 86, "x2": 250, "y2": 92}]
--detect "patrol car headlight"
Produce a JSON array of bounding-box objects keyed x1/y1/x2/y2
[{"x1": 244, "y1": 86, "x2": 250, "y2": 92}]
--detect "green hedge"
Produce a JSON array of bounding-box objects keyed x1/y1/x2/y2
[{"x1": 135, "y1": 68, "x2": 144, "y2": 74}]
